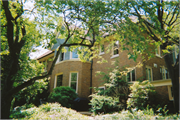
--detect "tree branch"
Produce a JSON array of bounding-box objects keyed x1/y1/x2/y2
[
  {"x1": 168, "y1": 4, "x2": 179, "y2": 26},
  {"x1": 14, "y1": 21, "x2": 20, "y2": 44},
  {"x1": 2, "y1": 1, "x2": 15, "y2": 53},
  {"x1": 142, "y1": 21, "x2": 160, "y2": 42}
]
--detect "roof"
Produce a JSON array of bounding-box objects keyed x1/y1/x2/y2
[{"x1": 36, "y1": 50, "x2": 54, "y2": 60}]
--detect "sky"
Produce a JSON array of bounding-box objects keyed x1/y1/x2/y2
[
  {"x1": 29, "y1": 46, "x2": 49, "y2": 59},
  {"x1": 23, "y1": 0, "x2": 49, "y2": 59}
]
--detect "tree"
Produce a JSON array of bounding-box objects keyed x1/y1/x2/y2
[
  {"x1": 1, "y1": 1, "x2": 116, "y2": 118},
  {"x1": 110, "y1": 0, "x2": 179, "y2": 113}
]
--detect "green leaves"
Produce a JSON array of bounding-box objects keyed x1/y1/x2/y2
[
  {"x1": 48, "y1": 86, "x2": 77, "y2": 108},
  {"x1": 127, "y1": 80, "x2": 155, "y2": 110}
]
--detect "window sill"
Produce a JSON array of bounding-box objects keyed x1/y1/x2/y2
[
  {"x1": 111, "y1": 54, "x2": 119, "y2": 59},
  {"x1": 99, "y1": 52, "x2": 105, "y2": 56},
  {"x1": 55, "y1": 59, "x2": 81, "y2": 65},
  {"x1": 156, "y1": 54, "x2": 162, "y2": 58}
]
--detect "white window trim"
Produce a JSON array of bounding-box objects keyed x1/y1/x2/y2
[
  {"x1": 98, "y1": 86, "x2": 105, "y2": 90},
  {"x1": 98, "y1": 86, "x2": 105, "y2": 95},
  {"x1": 126, "y1": 69, "x2": 136, "y2": 82},
  {"x1": 160, "y1": 66, "x2": 170, "y2": 80},
  {"x1": 111, "y1": 41, "x2": 119, "y2": 59},
  {"x1": 54, "y1": 72, "x2": 63, "y2": 88},
  {"x1": 174, "y1": 45, "x2": 178, "y2": 59},
  {"x1": 155, "y1": 46, "x2": 162, "y2": 58},
  {"x1": 168, "y1": 85, "x2": 174, "y2": 101},
  {"x1": 111, "y1": 54, "x2": 119, "y2": 59},
  {"x1": 56, "y1": 52, "x2": 65, "y2": 64},
  {"x1": 70, "y1": 51, "x2": 79, "y2": 59},
  {"x1": 69, "y1": 72, "x2": 78, "y2": 93},
  {"x1": 146, "y1": 66, "x2": 153, "y2": 81},
  {"x1": 99, "y1": 45, "x2": 105, "y2": 55}
]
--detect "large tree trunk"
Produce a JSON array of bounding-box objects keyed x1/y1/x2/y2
[
  {"x1": 1, "y1": 96, "x2": 13, "y2": 119},
  {"x1": 164, "y1": 53, "x2": 179, "y2": 113}
]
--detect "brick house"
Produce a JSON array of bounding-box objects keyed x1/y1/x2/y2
[{"x1": 37, "y1": 37, "x2": 178, "y2": 108}]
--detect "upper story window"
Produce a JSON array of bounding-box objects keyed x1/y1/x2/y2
[
  {"x1": 69, "y1": 72, "x2": 78, "y2": 93},
  {"x1": 146, "y1": 66, "x2": 153, "y2": 81},
  {"x1": 60, "y1": 52, "x2": 65, "y2": 61},
  {"x1": 111, "y1": 41, "x2": 119, "y2": 59},
  {"x1": 172, "y1": 45, "x2": 179, "y2": 63},
  {"x1": 126, "y1": 69, "x2": 135, "y2": 82},
  {"x1": 56, "y1": 47, "x2": 79, "y2": 63},
  {"x1": 155, "y1": 46, "x2": 161, "y2": 57},
  {"x1": 160, "y1": 66, "x2": 170, "y2": 80},
  {"x1": 71, "y1": 48, "x2": 78, "y2": 59},
  {"x1": 99, "y1": 45, "x2": 105, "y2": 55},
  {"x1": 113, "y1": 41, "x2": 119, "y2": 55}
]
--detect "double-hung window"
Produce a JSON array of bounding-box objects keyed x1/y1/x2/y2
[
  {"x1": 155, "y1": 46, "x2": 161, "y2": 57},
  {"x1": 54, "y1": 74, "x2": 63, "y2": 88},
  {"x1": 113, "y1": 41, "x2": 119, "y2": 56},
  {"x1": 146, "y1": 66, "x2": 153, "y2": 81},
  {"x1": 70, "y1": 48, "x2": 79, "y2": 59},
  {"x1": 111, "y1": 40, "x2": 119, "y2": 59},
  {"x1": 60, "y1": 52, "x2": 65, "y2": 61},
  {"x1": 160, "y1": 66, "x2": 170, "y2": 79},
  {"x1": 69, "y1": 72, "x2": 78, "y2": 92},
  {"x1": 99, "y1": 45, "x2": 105, "y2": 55},
  {"x1": 172, "y1": 45, "x2": 179, "y2": 63},
  {"x1": 126, "y1": 69, "x2": 136, "y2": 82}
]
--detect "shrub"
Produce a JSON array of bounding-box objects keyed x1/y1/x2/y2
[
  {"x1": 90, "y1": 61, "x2": 130, "y2": 114},
  {"x1": 48, "y1": 86, "x2": 77, "y2": 108},
  {"x1": 89, "y1": 93, "x2": 119, "y2": 114},
  {"x1": 10, "y1": 103, "x2": 90, "y2": 119},
  {"x1": 9, "y1": 103, "x2": 35, "y2": 119},
  {"x1": 127, "y1": 80, "x2": 155, "y2": 110},
  {"x1": 9, "y1": 103, "x2": 179, "y2": 119}
]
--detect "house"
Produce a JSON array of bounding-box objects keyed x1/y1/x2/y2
[{"x1": 37, "y1": 36, "x2": 178, "y2": 109}]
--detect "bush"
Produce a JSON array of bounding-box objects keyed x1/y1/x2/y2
[
  {"x1": 10, "y1": 103, "x2": 90, "y2": 119},
  {"x1": 127, "y1": 80, "x2": 155, "y2": 110},
  {"x1": 90, "y1": 61, "x2": 130, "y2": 114},
  {"x1": 48, "y1": 86, "x2": 77, "y2": 108},
  {"x1": 89, "y1": 93, "x2": 119, "y2": 114},
  {"x1": 9, "y1": 103, "x2": 179, "y2": 119},
  {"x1": 10, "y1": 103, "x2": 35, "y2": 119}
]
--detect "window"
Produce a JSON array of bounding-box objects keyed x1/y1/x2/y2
[
  {"x1": 160, "y1": 66, "x2": 170, "y2": 79},
  {"x1": 54, "y1": 73, "x2": 63, "y2": 88},
  {"x1": 70, "y1": 48, "x2": 79, "y2": 59},
  {"x1": 99, "y1": 45, "x2": 105, "y2": 55},
  {"x1": 71, "y1": 49, "x2": 78, "y2": 59},
  {"x1": 98, "y1": 86, "x2": 105, "y2": 95},
  {"x1": 172, "y1": 45, "x2": 179, "y2": 63},
  {"x1": 56, "y1": 74, "x2": 63, "y2": 87},
  {"x1": 155, "y1": 46, "x2": 161, "y2": 57},
  {"x1": 113, "y1": 41, "x2": 119, "y2": 56},
  {"x1": 126, "y1": 69, "x2": 136, "y2": 82},
  {"x1": 146, "y1": 66, "x2": 153, "y2": 81},
  {"x1": 98, "y1": 86, "x2": 105, "y2": 91},
  {"x1": 60, "y1": 52, "x2": 64, "y2": 61},
  {"x1": 69, "y1": 72, "x2": 78, "y2": 92}
]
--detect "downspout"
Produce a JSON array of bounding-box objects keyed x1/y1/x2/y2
[{"x1": 90, "y1": 58, "x2": 93, "y2": 95}]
